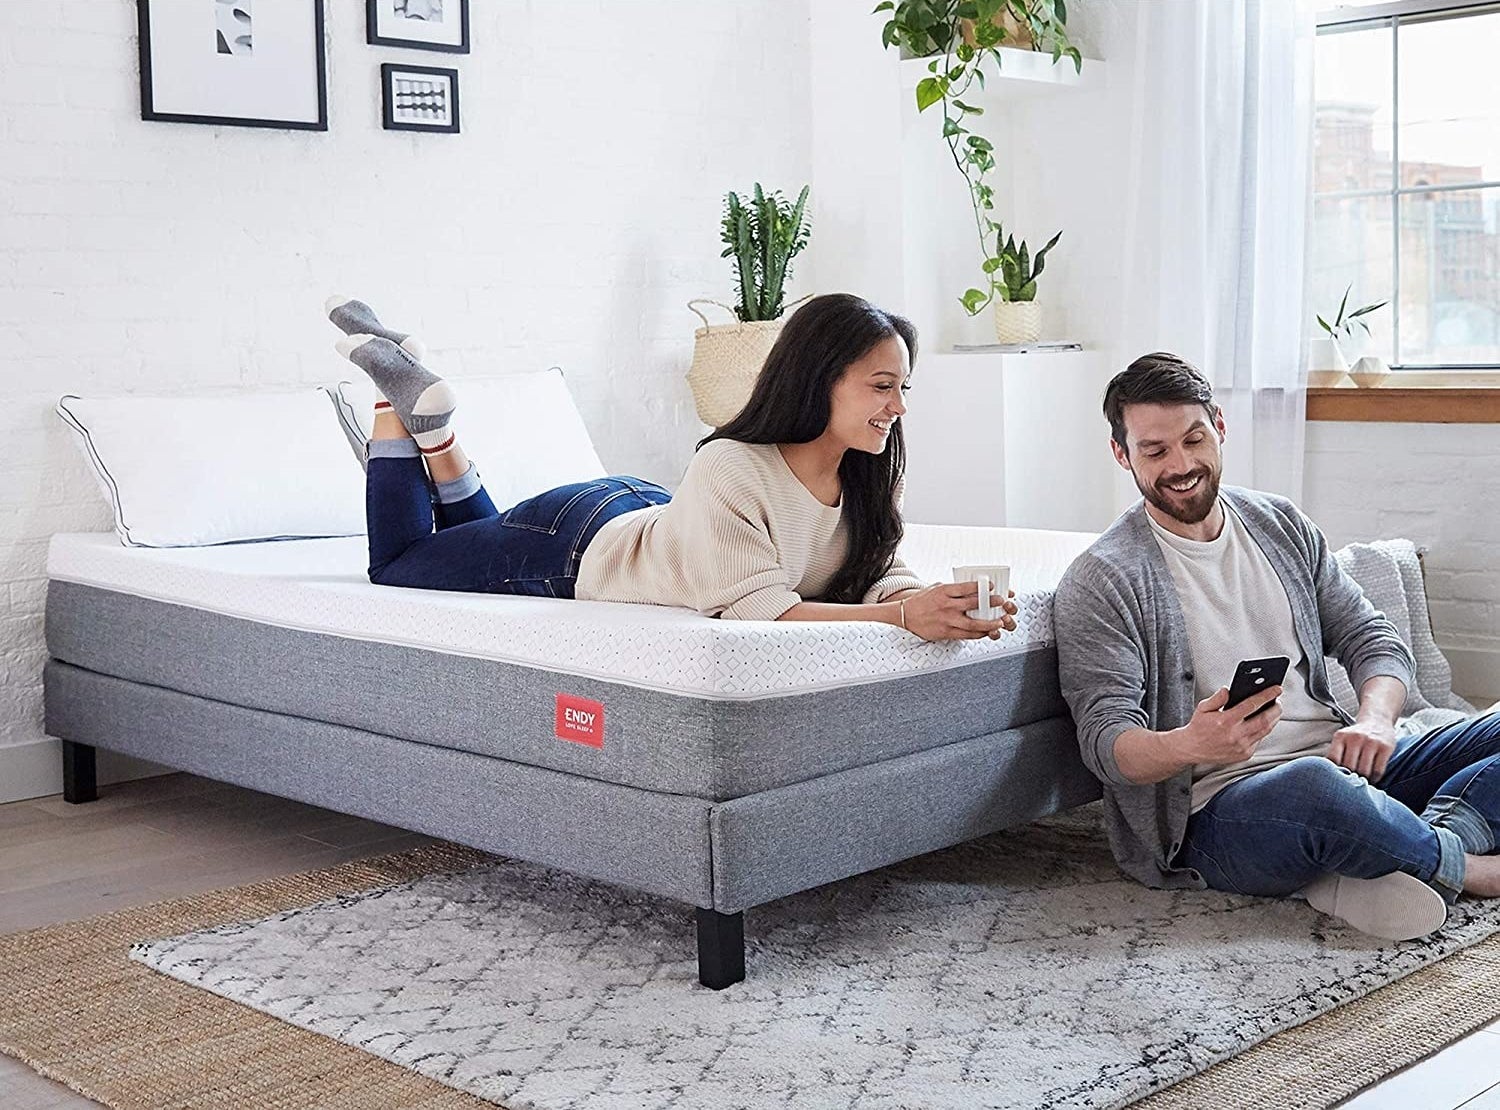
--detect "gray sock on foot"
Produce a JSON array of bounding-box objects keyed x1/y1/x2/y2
[
  {"x1": 336, "y1": 334, "x2": 458, "y2": 454},
  {"x1": 324, "y1": 295, "x2": 427, "y2": 360}
]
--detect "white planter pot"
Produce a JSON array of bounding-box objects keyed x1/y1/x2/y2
[
  {"x1": 993, "y1": 301, "x2": 1042, "y2": 344},
  {"x1": 1307, "y1": 335, "x2": 1364, "y2": 388},
  {"x1": 1348, "y1": 355, "x2": 1391, "y2": 389},
  {"x1": 1307, "y1": 368, "x2": 1353, "y2": 388},
  {"x1": 1307, "y1": 336, "x2": 1347, "y2": 373}
]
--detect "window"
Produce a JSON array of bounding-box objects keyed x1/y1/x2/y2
[{"x1": 1312, "y1": 1, "x2": 1500, "y2": 369}]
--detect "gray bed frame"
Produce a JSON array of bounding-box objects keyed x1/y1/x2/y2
[{"x1": 44, "y1": 586, "x2": 1100, "y2": 990}]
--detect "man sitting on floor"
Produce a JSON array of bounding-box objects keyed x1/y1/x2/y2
[{"x1": 1053, "y1": 351, "x2": 1500, "y2": 939}]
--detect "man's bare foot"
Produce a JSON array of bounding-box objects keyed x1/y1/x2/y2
[{"x1": 1463, "y1": 854, "x2": 1500, "y2": 897}]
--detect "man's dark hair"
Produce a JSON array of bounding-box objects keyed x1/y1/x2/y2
[{"x1": 1102, "y1": 351, "x2": 1216, "y2": 454}]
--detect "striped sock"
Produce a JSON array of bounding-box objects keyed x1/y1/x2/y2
[
  {"x1": 336, "y1": 334, "x2": 456, "y2": 456},
  {"x1": 372, "y1": 397, "x2": 456, "y2": 458},
  {"x1": 325, "y1": 295, "x2": 427, "y2": 360},
  {"x1": 410, "y1": 399, "x2": 455, "y2": 458},
  {"x1": 366, "y1": 400, "x2": 424, "y2": 463}
]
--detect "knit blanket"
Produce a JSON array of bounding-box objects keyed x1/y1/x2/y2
[{"x1": 1325, "y1": 539, "x2": 1477, "y2": 735}]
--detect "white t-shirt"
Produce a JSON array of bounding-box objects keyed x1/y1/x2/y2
[{"x1": 1148, "y1": 501, "x2": 1342, "y2": 811}]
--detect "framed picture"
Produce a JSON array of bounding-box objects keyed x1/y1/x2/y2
[
  {"x1": 137, "y1": 0, "x2": 328, "y2": 130},
  {"x1": 366, "y1": 0, "x2": 470, "y2": 54},
  {"x1": 382, "y1": 64, "x2": 460, "y2": 134}
]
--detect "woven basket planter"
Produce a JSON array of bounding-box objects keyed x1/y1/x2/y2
[
  {"x1": 993, "y1": 300, "x2": 1043, "y2": 345},
  {"x1": 686, "y1": 297, "x2": 807, "y2": 428}
]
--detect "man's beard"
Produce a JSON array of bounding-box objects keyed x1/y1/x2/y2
[{"x1": 1134, "y1": 464, "x2": 1221, "y2": 524}]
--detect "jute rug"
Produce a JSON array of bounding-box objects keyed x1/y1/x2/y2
[{"x1": 4, "y1": 820, "x2": 1500, "y2": 1110}]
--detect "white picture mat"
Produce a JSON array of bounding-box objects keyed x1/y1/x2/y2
[
  {"x1": 146, "y1": 0, "x2": 321, "y2": 123},
  {"x1": 388, "y1": 70, "x2": 455, "y2": 125},
  {"x1": 373, "y1": 0, "x2": 463, "y2": 46}
]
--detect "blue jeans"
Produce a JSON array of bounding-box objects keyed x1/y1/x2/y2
[
  {"x1": 1178, "y1": 711, "x2": 1500, "y2": 903},
  {"x1": 365, "y1": 454, "x2": 670, "y2": 597}
]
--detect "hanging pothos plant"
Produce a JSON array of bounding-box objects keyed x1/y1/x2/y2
[{"x1": 874, "y1": 0, "x2": 1081, "y2": 315}]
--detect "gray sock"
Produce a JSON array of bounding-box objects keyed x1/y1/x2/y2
[
  {"x1": 324, "y1": 295, "x2": 427, "y2": 360},
  {"x1": 336, "y1": 335, "x2": 458, "y2": 455}
]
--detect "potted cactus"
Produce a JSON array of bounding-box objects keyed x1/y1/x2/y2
[
  {"x1": 721, "y1": 183, "x2": 811, "y2": 322},
  {"x1": 986, "y1": 226, "x2": 1061, "y2": 344},
  {"x1": 687, "y1": 183, "x2": 812, "y2": 426}
]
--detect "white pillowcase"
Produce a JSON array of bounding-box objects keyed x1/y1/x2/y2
[
  {"x1": 57, "y1": 390, "x2": 367, "y2": 548},
  {"x1": 324, "y1": 369, "x2": 608, "y2": 510}
]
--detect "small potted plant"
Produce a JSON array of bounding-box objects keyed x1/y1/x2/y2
[
  {"x1": 1312, "y1": 285, "x2": 1387, "y2": 388},
  {"x1": 687, "y1": 183, "x2": 811, "y2": 427},
  {"x1": 981, "y1": 225, "x2": 1060, "y2": 344}
]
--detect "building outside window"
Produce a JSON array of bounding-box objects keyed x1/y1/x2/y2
[{"x1": 1312, "y1": 1, "x2": 1500, "y2": 368}]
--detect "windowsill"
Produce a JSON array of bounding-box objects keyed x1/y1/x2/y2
[{"x1": 1307, "y1": 372, "x2": 1500, "y2": 423}]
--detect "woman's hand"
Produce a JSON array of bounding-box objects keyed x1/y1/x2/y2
[{"x1": 898, "y1": 584, "x2": 1018, "y2": 642}]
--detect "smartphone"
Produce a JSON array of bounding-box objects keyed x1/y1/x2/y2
[{"x1": 1225, "y1": 656, "x2": 1291, "y2": 715}]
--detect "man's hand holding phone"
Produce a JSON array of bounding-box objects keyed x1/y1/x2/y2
[
  {"x1": 1115, "y1": 657, "x2": 1291, "y2": 785},
  {"x1": 1169, "y1": 657, "x2": 1291, "y2": 767},
  {"x1": 1171, "y1": 683, "x2": 1285, "y2": 766}
]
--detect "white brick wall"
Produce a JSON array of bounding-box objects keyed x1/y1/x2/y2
[
  {"x1": 1303, "y1": 421, "x2": 1500, "y2": 704},
  {"x1": 0, "y1": 0, "x2": 812, "y2": 783}
]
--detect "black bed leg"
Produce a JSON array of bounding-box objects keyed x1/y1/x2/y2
[
  {"x1": 62, "y1": 740, "x2": 97, "y2": 804},
  {"x1": 696, "y1": 908, "x2": 745, "y2": 990}
]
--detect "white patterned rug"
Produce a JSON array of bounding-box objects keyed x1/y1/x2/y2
[{"x1": 130, "y1": 810, "x2": 1500, "y2": 1110}]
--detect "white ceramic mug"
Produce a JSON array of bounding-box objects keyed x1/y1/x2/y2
[{"x1": 953, "y1": 564, "x2": 1011, "y2": 621}]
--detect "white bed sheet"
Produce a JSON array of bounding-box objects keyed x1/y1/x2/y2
[{"x1": 47, "y1": 524, "x2": 1098, "y2": 699}]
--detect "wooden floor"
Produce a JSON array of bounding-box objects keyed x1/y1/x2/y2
[
  {"x1": 0, "y1": 773, "x2": 438, "y2": 1109},
  {"x1": 2, "y1": 773, "x2": 1499, "y2": 1109}
]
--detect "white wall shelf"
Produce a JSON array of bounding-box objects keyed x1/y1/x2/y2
[
  {"x1": 891, "y1": 45, "x2": 1108, "y2": 354},
  {"x1": 899, "y1": 48, "x2": 1103, "y2": 105}
]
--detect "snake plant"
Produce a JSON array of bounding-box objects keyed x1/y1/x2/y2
[{"x1": 987, "y1": 226, "x2": 1062, "y2": 304}]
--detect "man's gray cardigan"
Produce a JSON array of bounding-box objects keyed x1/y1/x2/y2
[{"x1": 1052, "y1": 486, "x2": 1417, "y2": 889}]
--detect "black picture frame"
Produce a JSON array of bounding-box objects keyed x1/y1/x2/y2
[
  {"x1": 137, "y1": 0, "x2": 329, "y2": 131},
  {"x1": 381, "y1": 63, "x2": 461, "y2": 134},
  {"x1": 366, "y1": 0, "x2": 471, "y2": 54}
]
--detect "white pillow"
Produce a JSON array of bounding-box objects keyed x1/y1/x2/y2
[
  {"x1": 324, "y1": 369, "x2": 608, "y2": 510},
  {"x1": 57, "y1": 390, "x2": 367, "y2": 548}
]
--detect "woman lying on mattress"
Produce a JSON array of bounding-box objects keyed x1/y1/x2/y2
[{"x1": 327, "y1": 291, "x2": 1016, "y2": 643}]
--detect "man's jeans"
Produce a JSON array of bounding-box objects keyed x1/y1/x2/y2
[{"x1": 1178, "y1": 711, "x2": 1500, "y2": 903}]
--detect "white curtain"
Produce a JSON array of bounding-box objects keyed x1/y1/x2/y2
[{"x1": 1119, "y1": 0, "x2": 1316, "y2": 500}]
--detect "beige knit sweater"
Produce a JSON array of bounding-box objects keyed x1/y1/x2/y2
[{"x1": 574, "y1": 440, "x2": 925, "y2": 620}]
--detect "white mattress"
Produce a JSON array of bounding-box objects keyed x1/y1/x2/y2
[{"x1": 47, "y1": 524, "x2": 1097, "y2": 699}]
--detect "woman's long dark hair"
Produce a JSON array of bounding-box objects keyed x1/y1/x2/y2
[{"x1": 698, "y1": 293, "x2": 917, "y2": 604}]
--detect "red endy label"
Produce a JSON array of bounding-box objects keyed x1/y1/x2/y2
[{"x1": 555, "y1": 694, "x2": 605, "y2": 748}]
